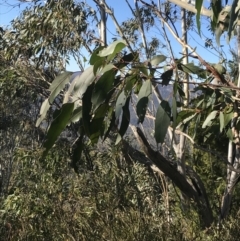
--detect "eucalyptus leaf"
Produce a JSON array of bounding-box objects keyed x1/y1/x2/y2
[
  {"x1": 71, "y1": 66, "x2": 95, "y2": 101},
  {"x1": 202, "y1": 110, "x2": 218, "y2": 128},
  {"x1": 36, "y1": 98, "x2": 50, "y2": 127},
  {"x1": 116, "y1": 96, "x2": 130, "y2": 145},
  {"x1": 219, "y1": 111, "x2": 224, "y2": 132},
  {"x1": 155, "y1": 100, "x2": 171, "y2": 143},
  {"x1": 150, "y1": 55, "x2": 166, "y2": 66},
  {"x1": 98, "y1": 39, "x2": 127, "y2": 57},
  {"x1": 43, "y1": 103, "x2": 74, "y2": 156},
  {"x1": 49, "y1": 71, "x2": 73, "y2": 104},
  {"x1": 136, "y1": 79, "x2": 152, "y2": 123},
  {"x1": 115, "y1": 91, "x2": 127, "y2": 120}
]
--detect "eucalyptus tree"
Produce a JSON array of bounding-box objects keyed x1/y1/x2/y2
[{"x1": 4, "y1": 0, "x2": 240, "y2": 229}]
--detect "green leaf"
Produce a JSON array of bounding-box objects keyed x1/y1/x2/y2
[
  {"x1": 36, "y1": 98, "x2": 50, "y2": 127},
  {"x1": 116, "y1": 96, "x2": 130, "y2": 145},
  {"x1": 63, "y1": 72, "x2": 82, "y2": 104},
  {"x1": 124, "y1": 75, "x2": 138, "y2": 94},
  {"x1": 228, "y1": 0, "x2": 239, "y2": 41},
  {"x1": 176, "y1": 110, "x2": 197, "y2": 126},
  {"x1": 98, "y1": 39, "x2": 127, "y2": 57},
  {"x1": 195, "y1": 0, "x2": 203, "y2": 34},
  {"x1": 115, "y1": 91, "x2": 127, "y2": 120},
  {"x1": 227, "y1": 128, "x2": 233, "y2": 140},
  {"x1": 224, "y1": 106, "x2": 233, "y2": 126},
  {"x1": 49, "y1": 71, "x2": 73, "y2": 104},
  {"x1": 219, "y1": 111, "x2": 224, "y2": 132},
  {"x1": 89, "y1": 46, "x2": 105, "y2": 65},
  {"x1": 91, "y1": 69, "x2": 115, "y2": 111},
  {"x1": 213, "y1": 64, "x2": 226, "y2": 74},
  {"x1": 103, "y1": 107, "x2": 116, "y2": 141},
  {"x1": 93, "y1": 59, "x2": 106, "y2": 76},
  {"x1": 136, "y1": 79, "x2": 152, "y2": 123},
  {"x1": 211, "y1": 0, "x2": 222, "y2": 29},
  {"x1": 134, "y1": 64, "x2": 149, "y2": 77},
  {"x1": 69, "y1": 106, "x2": 82, "y2": 123},
  {"x1": 89, "y1": 104, "x2": 109, "y2": 143},
  {"x1": 100, "y1": 63, "x2": 116, "y2": 74},
  {"x1": 150, "y1": 55, "x2": 167, "y2": 66},
  {"x1": 71, "y1": 66, "x2": 95, "y2": 101},
  {"x1": 180, "y1": 63, "x2": 204, "y2": 75},
  {"x1": 161, "y1": 69, "x2": 173, "y2": 86},
  {"x1": 155, "y1": 100, "x2": 171, "y2": 143},
  {"x1": 82, "y1": 83, "x2": 94, "y2": 137},
  {"x1": 43, "y1": 103, "x2": 74, "y2": 156},
  {"x1": 202, "y1": 110, "x2": 218, "y2": 128}
]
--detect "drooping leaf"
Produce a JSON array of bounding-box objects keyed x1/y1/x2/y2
[
  {"x1": 155, "y1": 100, "x2": 171, "y2": 143},
  {"x1": 93, "y1": 59, "x2": 106, "y2": 76},
  {"x1": 36, "y1": 98, "x2": 50, "y2": 127},
  {"x1": 211, "y1": 0, "x2": 222, "y2": 29},
  {"x1": 125, "y1": 75, "x2": 138, "y2": 94},
  {"x1": 49, "y1": 71, "x2": 73, "y2": 104},
  {"x1": 213, "y1": 63, "x2": 226, "y2": 74},
  {"x1": 116, "y1": 96, "x2": 130, "y2": 144},
  {"x1": 68, "y1": 106, "x2": 82, "y2": 124},
  {"x1": 227, "y1": 128, "x2": 233, "y2": 140},
  {"x1": 63, "y1": 71, "x2": 82, "y2": 104},
  {"x1": 91, "y1": 69, "x2": 115, "y2": 111},
  {"x1": 89, "y1": 46, "x2": 105, "y2": 65},
  {"x1": 202, "y1": 110, "x2": 218, "y2": 128},
  {"x1": 150, "y1": 55, "x2": 167, "y2": 66},
  {"x1": 180, "y1": 63, "x2": 205, "y2": 75},
  {"x1": 161, "y1": 69, "x2": 173, "y2": 86},
  {"x1": 89, "y1": 103, "x2": 110, "y2": 143},
  {"x1": 176, "y1": 110, "x2": 197, "y2": 127},
  {"x1": 82, "y1": 83, "x2": 94, "y2": 137},
  {"x1": 219, "y1": 111, "x2": 224, "y2": 132},
  {"x1": 115, "y1": 91, "x2": 127, "y2": 120},
  {"x1": 228, "y1": 0, "x2": 239, "y2": 41},
  {"x1": 136, "y1": 79, "x2": 152, "y2": 123},
  {"x1": 134, "y1": 64, "x2": 149, "y2": 77},
  {"x1": 43, "y1": 103, "x2": 75, "y2": 156},
  {"x1": 98, "y1": 39, "x2": 127, "y2": 57},
  {"x1": 224, "y1": 106, "x2": 233, "y2": 126},
  {"x1": 103, "y1": 107, "x2": 116, "y2": 141},
  {"x1": 195, "y1": 0, "x2": 204, "y2": 34},
  {"x1": 71, "y1": 66, "x2": 95, "y2": 101}
]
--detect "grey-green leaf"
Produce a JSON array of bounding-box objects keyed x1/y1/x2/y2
[
  {"x1": 155, "y1": 100, "x2": 171, "y2": 143},
  {"x1": 195, "y1": 0, "x2": 203, "y2": 34},
  {"x1": 71, "y1": 66, "x2": 95, "y2": 101},
  {"x1": 43, "y1": 103, "x2": 75, "y2": 156},
  {"x1": 136, "y1": 79, "x2": 152, "y2": 123},
  {"x1": 219, "y1": 111, "x2": 224, "y2": 132},
  {"x1": 115, "y1": 91, "x2": 127, "y2": 120},
  {"x1": 36, "y1": 98, "x2": 50, "y2": 127},
  {"x1": 202, "y1": 110, "x2": 218, "y2": 128},
  {"x1": 49, "y1": 71, "x2": 73, "y2": 104},
  {"x1": 150, "y1": 55, "x2": 167, "y2": 66},
  {"x1": 98, "y1": 39, "x2": 127, "y2": 57}
]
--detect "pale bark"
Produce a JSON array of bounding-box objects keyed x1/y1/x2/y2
[
  {"x1": 100, "y1": 0, "x2": 107, "y2": 46},
  {"x1": 220, "y1": 26, "x2": 240, "y2": 220}
]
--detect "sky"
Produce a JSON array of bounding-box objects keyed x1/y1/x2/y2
[{"x1": 0, "y1": 0, "x2": 235, "y2": 72}]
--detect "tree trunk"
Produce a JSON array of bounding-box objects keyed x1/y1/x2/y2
[{"x1": 220, "y1": 26, "x2": 240, "y2": 220}]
